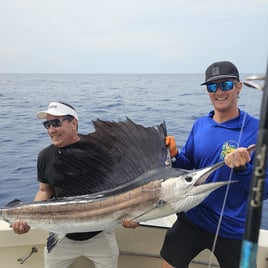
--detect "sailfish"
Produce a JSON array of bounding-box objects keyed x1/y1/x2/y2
[{"x1": 0, "y1": 118, "x2": 232, "y2": 252}]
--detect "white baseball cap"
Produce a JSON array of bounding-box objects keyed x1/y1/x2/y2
[{"x1": 37, "y1": 102, "x2": 78, "y2": 120}]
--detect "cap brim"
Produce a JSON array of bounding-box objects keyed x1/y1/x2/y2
[
  {"x1": 37, "y1": 111, "x2": 69, "y2": 119},
  {"x1": 200, "y1": 75, "x2": 238, "y2": 85},
  {"x1": 37, "y1": 111, "x2": 49, "y2": 119}
]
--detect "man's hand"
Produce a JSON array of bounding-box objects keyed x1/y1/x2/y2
[
  {"x1": 224, "y1": 147, "x2": 251, "y2": 169},
  {"x1": 166, "y1": 136, "x2": 178, "y2": 157},
  {"x1": 11, "y1": 220, "x2": 31, "y2": 234},
  {"x1": 121, "y1": 218, "x2": 139, "y2": 229}
]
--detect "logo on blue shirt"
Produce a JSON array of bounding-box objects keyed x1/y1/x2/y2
[{"x1": 220, "y1": 140, "x2": 238, "y2": 160}]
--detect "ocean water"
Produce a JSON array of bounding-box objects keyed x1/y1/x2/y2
[{"x1": 0, "y1": 73, "x2": 267, "y2": 228}]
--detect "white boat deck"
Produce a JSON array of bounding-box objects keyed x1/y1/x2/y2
[{"x1": 0, "y1": 219, "x2": 268, "y2": 268}]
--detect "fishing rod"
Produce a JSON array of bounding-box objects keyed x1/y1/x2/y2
[{"x1": 239, "y1": 64, "x2": 268, "y2": 268}]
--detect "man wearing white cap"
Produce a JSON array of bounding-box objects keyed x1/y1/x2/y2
[{"x1": 12, "y1": 101, "x2": 119, "y2": 268}]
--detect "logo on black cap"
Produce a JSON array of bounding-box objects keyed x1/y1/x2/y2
[{"x1": 212, "y1": 67, "x2": 220, "y2": 76}]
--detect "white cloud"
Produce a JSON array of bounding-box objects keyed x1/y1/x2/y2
[{"x1": 0, "y1": 0, "x2": 267, "y2": 73}]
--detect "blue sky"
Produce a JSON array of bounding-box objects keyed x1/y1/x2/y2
[{"x1": 1, "y1": 0, "x2": 268, "y2": 73}]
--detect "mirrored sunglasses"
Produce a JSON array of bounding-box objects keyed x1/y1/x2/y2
[
  {"x1": 206, "y1": 80, "x2": 235, "y2": 93},
  {"x1": 43, "y1": 116, "x2": 71, "y2": 129}
]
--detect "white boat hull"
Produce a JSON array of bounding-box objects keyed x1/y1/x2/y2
[{"x1": 1, "y1": 219, "x2": 268, "y2": 268}]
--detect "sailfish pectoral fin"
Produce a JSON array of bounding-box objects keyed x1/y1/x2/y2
[
  {"x1": 128, "y1": 199, "x2": 167, "y2": 222},
  {"x1": 46, "y1": 232, "x2": 65, "y2": 253}
]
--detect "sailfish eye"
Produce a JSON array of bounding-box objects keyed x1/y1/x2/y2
[{"x1": 185, "y1": 176, "x2": 193, "y2": 183}]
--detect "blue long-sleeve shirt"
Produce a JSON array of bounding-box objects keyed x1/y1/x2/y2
[{"x1": 172, "y1": 109, "x2": 268, "y2": 239}]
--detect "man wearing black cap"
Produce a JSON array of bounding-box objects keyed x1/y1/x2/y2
[{"x1": 160, "y1": 61, "x2": 268, "y2": 268}]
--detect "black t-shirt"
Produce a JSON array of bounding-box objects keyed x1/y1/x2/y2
[
  {"x1": 37, "y1": 138, "x2": 104, "y2": 240},
  {"x1": 37, "y1": 136, "x2": 109, "y2": 197}
]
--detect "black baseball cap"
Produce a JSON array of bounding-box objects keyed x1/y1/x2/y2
[{"x1": 201, "y1": 61, "x2": 240, "y2": 85}]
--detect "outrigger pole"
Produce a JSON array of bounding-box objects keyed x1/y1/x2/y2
[{"x1": 240, "y1": 63, "x2": 268, "y2": 268}]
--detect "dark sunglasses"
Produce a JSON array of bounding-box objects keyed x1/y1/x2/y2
[
  {"x1": 206, "y1": 80, "x2": 236, "y2": 93},
  {"x1": 43, "y1": 116, "x2": 73, "y2": 129}
]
